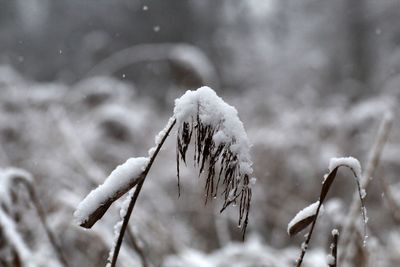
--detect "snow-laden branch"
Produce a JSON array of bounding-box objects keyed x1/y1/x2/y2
[
  {"x1": 175, "y1": 87, "x2": 253, "y2": 234},
  {"x1": 289, "y1": 156, "x2": 367, "y2": 267},
  {"x1": 74, "y1": 86, "x2": 254, "y2": 266},
  {"x1": 74, "y1": 157, "x2": 149, "y2": 227},
  {"x1": 287, "y1": 201, "x2": 322, "y2": 236}
]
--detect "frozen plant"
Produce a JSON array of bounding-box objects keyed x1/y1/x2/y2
[
  {"x1": 287, "y1": 157, "x2": 367, "y2": 267},
  {"x1": 0, "y1": 168, "x2": 67, "y2": 267},
  {"x1": 74, "y1": 86, "x2": 254, "y2": 267}
]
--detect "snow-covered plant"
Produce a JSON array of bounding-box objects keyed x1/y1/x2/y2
[
  {"x1": 327, "y1": 229, "x2": 339, "y2": 267},
  {"x1": 287, "y1": 157, "x2": 367, "y2": 267},
  {"x1": 74, "y1": 86, "x2": 254, "y2": 267},
  {"x1": 0, "y1": 168, "x2": 66, "y2": 267}
]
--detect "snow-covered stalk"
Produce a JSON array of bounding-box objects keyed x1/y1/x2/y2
[
  {"x1": 74, "y1": 86, "x2": 254, "y2": 267},
  {"x1": 288, "y1": 157, "x2": 367, "y2": 267},
  {"x1": 108, "y1": 118, "x2": 176, "y2": 267},
  {"x1": 327, "y1": 229, "x2": 339, "y2": 267},
  {"x1": 339, "y1": 112, "x2": 393, "y2": 264},
  {"x1": 1, "y1": 168, "x2": 67, "y2": 266},
  {"x1": 175, "y1": 87, "x2": 253, "y2": 235}
]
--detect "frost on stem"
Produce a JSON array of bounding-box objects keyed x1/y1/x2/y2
[{"x1": 174, "y1": 86, "x2": 254, "y2": 235}]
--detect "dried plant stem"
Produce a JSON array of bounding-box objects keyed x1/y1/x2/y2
[
  {"x1": 295, "y1": 202, "x2": 324, "y2": 267},
  {"x1": 109, "y1": 118, "x2": 176, "y2": 267},
  {"x1": 328, "y1": 230, "x2": 339, "y2": 267},
  {"x1": 21, "y1": 181, "x2": 68, "y2": 266},
  {"x1": 339, "y1": 113, "x2": 393, "y2": 264}
]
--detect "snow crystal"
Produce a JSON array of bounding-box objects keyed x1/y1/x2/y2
[
  {"x1": 363, "y1": 207, "x2": 369, "y2": 224},
  {"x1": 328, "y1": 156, "x2": 362, "y2": 178},
  {"x1": 360, "y1": 189, "x2": 367, "y2": 199},
  {"x1": 287, "y1": 201, "x2": 321, "y2": 235},
  {"x1": 326, "y1": 254, "x2": 335, "y2": 265},
  {"x1": 74, "y1": 157, "x2": 149, "y2": 225},
  {"x1": 173, "y1": 86, "x2": 253, "y2": 175},
  {"x1": 331, "y1": 229, "x2": 339, "y2": 236}
]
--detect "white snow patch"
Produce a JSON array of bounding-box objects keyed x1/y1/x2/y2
[
  {"x1": 331, "y1": 229, "x2": 339, "y2": 236},
  {"x1": 360, "y1": 189, "x2": 367, "y2": 199},
  {"x1": 74, "y1": 157, "x2": 149, "y2": 225},
  {"x1": 328, "y1": 156, "x2": 362, "y2": 178},
  {"x1": 326, "y1": 254, "x2": 335, "y2": 265},
  {"x1": 173, "y1": 86, "x2": 253, "y2": 175},
  {"x1": 288, "y1": 201, "x2": 321, "y2": 235}
]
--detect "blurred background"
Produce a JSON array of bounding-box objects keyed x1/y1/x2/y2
[{"x1": 0, "y1": 0, "x2": 400, "y2": 266}]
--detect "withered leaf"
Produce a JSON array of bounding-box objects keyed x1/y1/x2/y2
[
  {"x1": 320, "y1": 167, "x2": 338, "y2": 203},
  {"x1": 288, "y1": 215, "x2": 316, "y2": 237}
]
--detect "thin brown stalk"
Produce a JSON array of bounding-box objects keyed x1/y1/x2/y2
[
  {"x1": 328, "y1": 230, "x2": 339, "y2": 267},
  {"x1": 294, "y1": 202, "x2": 324, "y2": 267},
  {"x1": 339, "y1": 112, "x2": 393, "y2": 264},
  {"x1": 292, "y1": 162, "x2": 366, "y2": 266},
  {"x1": 109, "y1": 118, "x2": 176, "y2": 267}
]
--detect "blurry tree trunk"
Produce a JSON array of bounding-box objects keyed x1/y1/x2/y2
[{"x1": 344, "y1": 0, "x2": 370, "y2": 93}]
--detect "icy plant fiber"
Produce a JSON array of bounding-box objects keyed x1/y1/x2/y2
[{"x1": 175, "y1": 87, "x2": 253, "y2": 234}]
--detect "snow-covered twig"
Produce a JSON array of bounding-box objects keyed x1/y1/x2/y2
[
  {"x1": 74, "y1": 87, "x2": 254, "y2": 267},
  {"x1": 288, "y1": 157, "x2": 366, "y2": 267},
  {"x1": 327, "y1": 229, "x2": 339, "y2": 267},
  {"x1": 339, "y1": 112, "x2": 393, "y2": 264},
  {"x1": 108, "y1": 118, "x2": 176, "y2": 267},
  {"x1": 175, "y1": 87, "x2": 253, "y2": 236},
  {"x1": 74, "y1": 156, "x2": 150, "y2": 228},
  {"x1": 1, "y1": 168, "x2": 68, "y2": 266}
]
